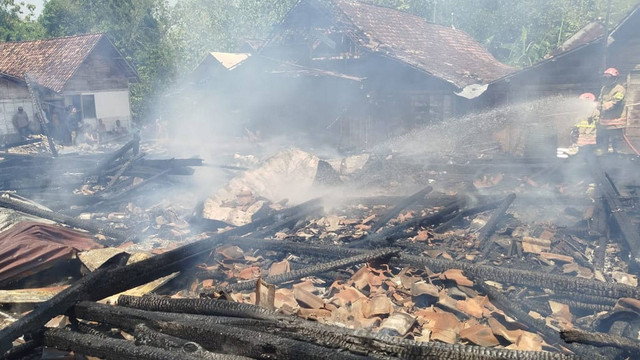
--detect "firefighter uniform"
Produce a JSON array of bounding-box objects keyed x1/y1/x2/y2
[{"x1": 598, "y1": 82, "x2": 626, "y2": 152}]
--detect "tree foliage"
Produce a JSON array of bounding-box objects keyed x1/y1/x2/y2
[
  {"x1": 369, "y1": 0, "x2": 638, "y2": 66},
  {"x1": 39, "y1": 0, "x2": 178, "y2": 121},
  {"x1": 0, "y1": 0, "x2": 44, "y2": 41}
]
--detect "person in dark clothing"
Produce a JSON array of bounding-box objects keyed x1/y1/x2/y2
[{"x1": 12, "y1": 106, "x2": 31, "y2": 140}]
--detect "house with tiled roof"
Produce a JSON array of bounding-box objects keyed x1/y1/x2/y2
[
  {"x1": 0, "y1": 33, "x2": 138, "y2": 142},
  {"x1": 191, "y1": 0, "x2": 515, "y2": 150}
]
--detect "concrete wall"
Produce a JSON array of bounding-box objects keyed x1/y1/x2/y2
[
  {"x1": 0, "y1": 78, "x2": 34, "y2": 143},
  {"x1": 63, "y1": 89, "x2": 132, "y2": 131}
]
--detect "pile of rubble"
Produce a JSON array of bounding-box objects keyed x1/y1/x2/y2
[{"x1": 1, "y1": 139, "x2": 640, "y2": 359}]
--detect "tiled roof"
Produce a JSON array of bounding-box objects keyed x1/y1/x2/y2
[
  {"x1": 0, "y1": 33, "x2": 102, "y2": 93},
  {"x1": 328, "y1": 0, "x2": 516, "y2": 88},
  {"x1": 547, "y1": 22, "x2": 604, "y2": 57}
]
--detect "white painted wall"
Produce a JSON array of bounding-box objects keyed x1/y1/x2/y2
[{"x1": 65, "y1": 89, "x2": 132, "y2": 131}]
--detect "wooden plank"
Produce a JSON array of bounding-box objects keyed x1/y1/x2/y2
[{"x1": 0, "y1": 286, "x2": 68, "y2": 303}]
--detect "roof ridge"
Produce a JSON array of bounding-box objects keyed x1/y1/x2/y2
[{"x1": 0, "y1": 32, "x2": 103, "y2": 45}]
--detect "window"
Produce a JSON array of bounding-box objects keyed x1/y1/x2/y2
[
  {"x1": 67, "y1": 94, "x2": 97, "y2": 119},
  {"x1": 81, "y1": 95, "x2": 96, "y2": 119}
]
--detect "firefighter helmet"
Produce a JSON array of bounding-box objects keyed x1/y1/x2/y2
[
  {"x1": 579, "y1": 92, "x2": 596, "y2": 102},
  {"x1": 604, "y1": 67, "x2": 619, "y2": 77}
]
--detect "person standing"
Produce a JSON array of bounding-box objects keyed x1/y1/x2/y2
[
  {"x1": 571, "y1": 93, "x2": 599, "y2": 155},
  {"x1": 12, "y1": 106, "x2": 31, "y2": 140},
  {"x1": 597, "y1": 67, "x2": 626, "y2": 153}
]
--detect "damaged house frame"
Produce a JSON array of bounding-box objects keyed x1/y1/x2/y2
[{"x1": 186, "y1": 0, "x2": 515, "y2": 150}]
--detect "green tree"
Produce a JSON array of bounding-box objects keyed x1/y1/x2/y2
[
  {"x1": 0, "y1": 0, "x2": 44, "y2": 41},
  {"x1": 169, "y1": 0, "x2": 296, "y2": 71},
  {"x1": 368, "y1": 0, "x2": 638, "y2": 67}
]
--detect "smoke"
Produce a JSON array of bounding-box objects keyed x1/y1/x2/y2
[{"x1": 375, "y1": 95, "x2": 597, "y2": 160}]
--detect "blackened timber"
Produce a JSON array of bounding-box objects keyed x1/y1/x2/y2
[
  {"x1": 476, "y1": 282, "x2": 590, "y2": 357},
  {"x1": 134, "y1": 324, "x2": 249, "y2": 360},
  {"x1": 44, "y1": 328, "x2": 206, "y2": 360},
  {"x1": 434, "y1": 200, "x2": 502, "y2": 232},
  {"x1": 588, "y1": 156, "x2": 640, "y2": 267},
  {"x1": 478, "y1": 193, "x2": 516, "y2": 257},
  {"x1": 138, "y1": 158, "x2": 204, "y2": 168},
  {"x1": 346, "y1": 198, "x2": 464, "y2": 248},
  {"x1": 394, "y1": 254, "x2": 640, "y2": 299},
  {"x1": 104, "y1": 152, "x2": 146, "y2": 191},
  {"x1": 91, "y1": 136, "x2": 139, "y2": 176},
  {"x1": 0, "y1": 193, "x2": 130, "y2": 240},
  {"x1": 561, "y1": 329, "x2": 640, "y2": 353},
  {"x1": 72, "y1": 301, "x2": 268, "y2": 330},
  {"x1": 251, "y1": 205, "x2": 323, "y2": 238},
  {"x1": 0, "y1": 138, "x2": 42, "y2": 150},
  {"x1": 477, "y1": 193, "x2": 515, "y2": 243},
  {"x1": 0, "y1": 203, "x2": 301, "y2": 355},
  {"x1": 140, "y1": 320, "x2": 366, "y2": 360},
  {"x1": 207, "y1": 248, "x2": 398, "y2": 294},
  {"x1": 369, "y1": 186, "x2": 433, "y2": 233},
  {"x1": 114, "y1": 297, "x2": 577, "y2": 360},
  {"x1": 104, "y1": 168, "x2": 171, "y2": 203}
]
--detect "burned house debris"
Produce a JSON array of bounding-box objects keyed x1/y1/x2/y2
[
  {"x1": 4, "y1": 1, "x2": 640, "y2": 360},
  {"x1": 0, "y1": 33, "x2": 138, "y2": 144},
  {"x1": 183, "y1": 0, "x2": 515, "y2": 150}
]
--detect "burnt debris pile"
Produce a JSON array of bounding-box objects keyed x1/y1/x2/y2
[{"x1": 1, "y1": 141, "x2": 640, "y2": 359}]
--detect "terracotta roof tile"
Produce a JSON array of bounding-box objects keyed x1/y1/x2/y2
[
  {"x1": 331, "y1": 0, "x2": 516, "y2": 88},
  {"x1": 0, "y1": 33, "x2": 103, "y2": 93}
]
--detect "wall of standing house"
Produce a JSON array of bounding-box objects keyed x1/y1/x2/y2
[
  {"x1": 45, "y1": 40, "x2": 133, "y2": 133},
  {"x1": 0, "y1": 77, "x2": 35, "y2": 143}
]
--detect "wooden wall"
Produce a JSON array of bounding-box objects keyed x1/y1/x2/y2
[{"x1": 64, "y1": 40, "x2": 130, "y2": 92}]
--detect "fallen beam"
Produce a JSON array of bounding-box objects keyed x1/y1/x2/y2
[
  {"x1": 588, "y1": 156, "x2": 640, "y2": 268},
  {"x1": 115, "y1": 297, "x2": 578, "y2": 360},
  {"x1": 479, "y1": 193, "x2": 516, "y2": 257},
  {"x1": 204, "y1": 247, "x2": 398, "y2": 295},
  {"x1": 44, "y1": 328, "x2": 206, "y2": 360},
  {"x1": 134, "y1": 324, "x2": 243, "y2": 360},
  {"x1": 0, "y1": 193, "x2": 131, "y2": 241},
  {"x1": 369, "y1": 186, "x2": 433, "y2": 233},
  {"x1": 561, "y1": 329, "x2": 640, "y2": 353},
  {"x1": 0, "y1": 200, "x2": 320, "y2": 355}
]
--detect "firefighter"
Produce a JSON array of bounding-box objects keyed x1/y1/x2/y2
[
  {"x1": 597, "y1": 67, "x2": 626, "y2": 153},
  {"x1": 571, "y1": 92, "x2": 599, "y2": 154}
]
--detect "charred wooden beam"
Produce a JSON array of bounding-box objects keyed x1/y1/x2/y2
[
  {"x1": 478, "y1": 193, "x2": 516, "y2": 257},
  {"x1": 476, "y1": 282, "x2": 592, "y2": 357},
  {"x1": 138, "y1": 158, "x2": 204, "y2": 168},
  {"x1": 0, "y1": 193, "x2": 130, "y2": 240},
  {"x1": 588, "y1": 156, "x2": 640, "y2": 269},
  {"x1": 72, "y1": 301, "x2": 264, "y2": 331},
  {"x1": 134, "y1": 324, "x2": 248, "y2": 360},
  {"x1": 347, "y1": 198, "x2": 465, "y2": 248},
  {"x1": 561, "y1": 329, "x2": 640, "y2": 353},
  {"x1": 204, "y1": 248, "x2": 398, "y2": 295},
  {"x1": 91, "y1": 136, "x2": 139, "y2": 176},
  {"x1": 369, "y1": 186, "x2": 433, "y2": 233},
  {"x1": 394, "y1": 254, "x2": 640, "y2": 299},
  {"x1": 551, "y1": 291, "x2": 617, "y2": 306},
  {"x1": 0, "y1": 138, "x2": 43, "y2": 150},
  {"x1": 434, "y1": 199, "x2": 502, "y2": 232},
  {"x1": 44, "y1": 328, "x2": 205, "y2": 360},
  {"x1": 114, "y1": 297, "x2": 577, "y2": 360},
  {"x1": 0, "y1": 200, "x2": 320, "y2": 355},
  {"x1": 104, "y1": 152, "x2": 146, "y2": 191}
]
